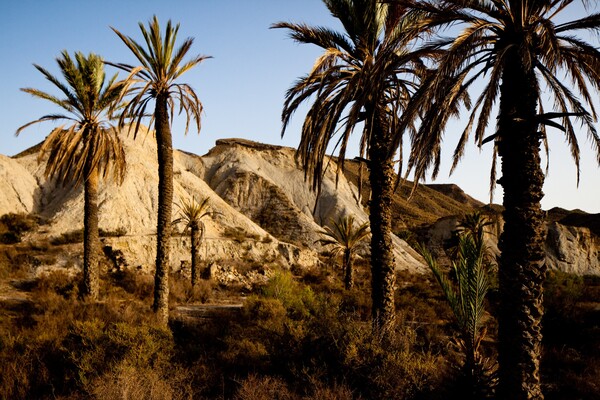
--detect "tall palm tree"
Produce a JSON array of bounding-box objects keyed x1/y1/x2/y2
[
  {"x1": 16, "y1": 51, "x2": 127, "y2": 300},
  {"x1": 398, "y1": 1, "x2": 600, "y2": 397},
  {"x1": 173, "y1": 196, "x2": 213, "y2": 287},
  {"x1": 317, "y1": 215, "x2": 370, "y2": 289},
  {"x1": 110, "y1": 16, "x2": 210, "y2": 324},
  {"x1": 273, "y1": 0, "x2": 432, "y2": 333}
]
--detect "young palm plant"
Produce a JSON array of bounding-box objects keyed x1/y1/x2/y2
[
  {"x1": 418, "y1": 213, "x2": 495, "y2": 399},
  {"x1": 398, "y1": 1, "x2": 600, "y2": 396},
  {"x1": 273, "y1": 0, "x2": 434, "y2": 333},
  {"x1": 173, "y1": 196, "x2": 213, "y2": 287},
  {"x1": 109, "y1": 16, "x2": 210, "y2": 324},
  {"x1": 16, "y1": 51, "x2": 127, "y2": 300},
  {"x1": 317, "y1": 215, "x2": 370, "y2": 289}
]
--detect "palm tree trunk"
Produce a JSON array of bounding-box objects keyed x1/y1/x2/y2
[
  {"x1": 191, "y1": 222, "x2": 201, "y2": 287},
  {"x1": 343, "y1": 248, "x2": 353, "y2": 290},
  {"x1": 83, "y1": 165, "x2": 100, "y2": 300},
  {"x1": 368, "y1": 127, "x2": 396, "y2": 335},
  {"x1": 496, "y1": 58, "x2": 546, "y2": 400},
  {"x1": 153, "y1": 93, "x2": 174, "y2": 325}
]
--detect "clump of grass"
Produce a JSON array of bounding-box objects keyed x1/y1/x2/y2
[
  {"x1": 110, "y1": 268, "x2": 154, "y2": 301},
  {"x1": 170, "y1": 274, "x2": 213, "y2": 304},
  {"x1": 223, "y1": 226, "x2": 248, "y2": 243},
  {"x1": 50, "y1": 229, "x2": 84, "y2": 245},
  {"x1": 99, "y1": 227, "x2": 127, "y2": 237},
  {"x1": 0, "y1": 213, "x2": 42, "y2": 244},
  {"x1": 223, "y1": 226, "x2": 261, "y2": 243}
]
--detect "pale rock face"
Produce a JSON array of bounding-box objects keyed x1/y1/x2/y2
[
  {"x1": 546, "y1": 222, "x2": 599, "y2": 275},
  {"x1": 0, "y1": 154, "x2": 39, "y2": 215},
  {"x1": 420, "y1": 215, "x2": 600, "y2": 275},
  {"x1": 202, "y1": 139, "x2": 426, "y2": 272}
]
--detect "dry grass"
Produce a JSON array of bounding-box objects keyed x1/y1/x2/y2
[{"x1": 1, "y1": 234, "x2": 598, "y2": 399}]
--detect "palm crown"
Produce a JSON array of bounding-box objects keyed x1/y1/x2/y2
[
  {"x1": 174, "y1": 196, "x2": 213, "y2": 235},
  {"x1": 109, "y1": 15, "x2": 210, "y2": 136},
  {"x1": 273, "y1": 0, "x2": 431, "y2": 189},
  {"x1": 402, "y1": 0, "x2": 600, "y2": 189},
  {"x1": 17, "y1": 51, "x2": 127, "y2": 185},
  {"x1": 318, "y1": 214, "x2": 370, "y2": 256}
]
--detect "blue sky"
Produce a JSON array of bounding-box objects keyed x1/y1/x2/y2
[{"x1": 1, "y1": 1, "x2": 598, "y2": 213}]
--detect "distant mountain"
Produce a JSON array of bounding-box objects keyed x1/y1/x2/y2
[{"x1": 340, "y1": 159, "x2": 483, "y2": 231}]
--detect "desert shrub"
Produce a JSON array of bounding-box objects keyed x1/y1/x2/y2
[
  {"x1": 0, "y1": 231, "x2": 21, "y2": 244},
  {"x1": 541, "y1": 271, "x2": 600, "y2": 399},
  {"x1": 33, "y1": 269, "x2": 79, "y2": 299},
  {"x1": 261, "y1": 234, "x2": 274, "y2": 243},
  {"x1": 223, "y1": 226, "x2": 249, "y2": 243},
  {"x1": 396, "y1": 229, "x2": 419, "y2": 249},
  {"x1": 235, "y1": 374, "x2": 295, "y2": 400},
  {"x1": 92, "y1": 364, "x2": 174, "y2": 400},
  {"x1": 92, "y1": 363, "x2": 198, "y2": 400},
  {"x1": 110, "y1": 268, "x2": 154, "y2": 301},
  {"x1": 58, "y1": 319, "x2": 173, "y2": 394},
  {"x1": 304, "y1": 381, "x2": 358, "y2": 400},
  {"x1": 335, "y1": 314, "x2": 445, "y2": 398},
  {"x1": 99, "y1": 226, "x2": 127, "y2": 237},
  {"x1": 222, "y1": 276, "x2": 448, "y2": 400},
  {"x1": 243, "y1": 296, "x2": 287, "y2": 334},
  {"x1": 222, "y1": 336, "x2": 271, "y2": 370},
  {"x1": 544, "y1": 270, "x2": 585, "y2": 316},
  {"x1": 234, "y1": 372, "x2": 359, "y2": 400},
  {"x1": 193, "y1": 279, "x2": 213, "y2": 303},
  {"x1": 0, "y1": 213, "x2": 41, "y2": 243},
  {"x1": 50, "y1": 229, "x2": 84, "y2": 245},
  {"x1": 0, "y1": 261, "x2": 189, "y2": 400},
  {"x1": 170, "y1": 274, "x2": 213, "y2": 304}
]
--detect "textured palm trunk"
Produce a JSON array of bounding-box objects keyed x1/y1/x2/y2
[
  {"x1": 190, "y1": 221, "x2": 201, "y2": 287},
  {"x1": 496, "y1": 57, "x2": 546, "y2": 400},
  {"x1": 463, "y1": 335, "x2": 477, "y2": 397},
  {"x1": 82, "y1": 164, "x2": 100, "y2": 300},
  {"x1": 153, "y1": 93, "x2": 174, "y2": 325},
  {"x1": 343, "y1": 248, "x2": 353, "y2": 290},
  {"x1": 367, "y1": 122, "x2": 396, "y2": 334}
]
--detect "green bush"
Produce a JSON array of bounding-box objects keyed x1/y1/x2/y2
[{"x1": 262, "y1": 270, "x2": 317, "y2": 319}]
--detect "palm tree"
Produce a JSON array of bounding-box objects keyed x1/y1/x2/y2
[
  {"x1": 110, "y1": 16, "x2": 210, "y2": 324},
  {"x1": 418, "y1": 212, "x2": 496, "y2": 398},
  {"x1": 273, "y1": 0, "x2": 432, "y2": 333},
  {"x1": 399, "y1": 1, "x2": 600, "y2": 397},
  {"x1": 317, "y1": 215, "x2": 370, "y2": 289},
  {"x1": 173, "y1": 196, "x2": 213, "y2": 287},
  {"x1": 16, "y1": 51, "x2": 127, "y2": 300}
]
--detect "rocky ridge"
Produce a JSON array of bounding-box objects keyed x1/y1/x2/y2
[
  {"x1": 1, "y1": 128, "x2": 598, "y2": 278},
  {"x1": 1, "y1": 129, "x2": 425, "y2": 279}
]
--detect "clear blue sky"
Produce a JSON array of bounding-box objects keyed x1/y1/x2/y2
[{"x1": 1, "y1": 1, "x2": 598, "y2": 213}]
